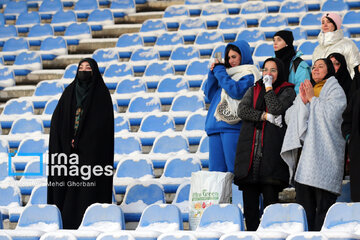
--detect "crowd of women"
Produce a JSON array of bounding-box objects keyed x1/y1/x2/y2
[{"x1": 204, "y1": 12, "x2": 360, "y2": 231}]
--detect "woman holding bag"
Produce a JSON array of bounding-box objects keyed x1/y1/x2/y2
[{"x1": 204, "y1": 40, "x2": 261, "y2": 173}]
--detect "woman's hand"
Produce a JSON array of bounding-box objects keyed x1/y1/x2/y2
[
  {"x1": 210, "y1": 59, "x2": 220, "y2": 71},
  {"x1": 304, "y1": 79, "x2": 315, "y2": 102},
  {"x1": 299, "y1": 82, "x2": 308, "y2": 104}
]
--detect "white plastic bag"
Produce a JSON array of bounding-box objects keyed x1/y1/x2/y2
[{"x1": 189, "y1": 171, "x2": 233, "y2": 230}]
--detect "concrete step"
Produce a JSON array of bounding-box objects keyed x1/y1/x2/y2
[{"x1": 0, "y1": 85, "x2": 35, "y2": 102}]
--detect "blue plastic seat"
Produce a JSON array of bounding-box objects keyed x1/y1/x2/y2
[
  {"x1": 0, "y1": 160, "x2": 15, "y2": 184},
  {"x1": 62, "y1": 63, "x2": 77, "y2": 81},
  {"x1": 159, "y1": 156, "x2": 201, "y2": 193},
  {"x1": 0, "y1": 185, "x2": 21, "y2": 219},
  {"x1": 92, "y1": 48, "x2": 119, "y2": 74},
  {"x1": 15, "y1": 12, "x2": 41, "y2": 33},
  {"x1": 286, "y1": 232, "x2": 328, "y2": 240},
  {"x1": 0, "y1": 139, "x2": 10, "y2": 159},
  {"x1": 138, "y1": 113, "x2": 176, "y2": 145},
  {"x1": 116, "y1": 33, "x2": 143, "y2": 58},
  {"x1": 182, "y1": 111, "x2": 206, "y2": 145},
  {"x1": 185, "y1": 0, "x2": 210, "y2": 15},
  {"x1": 74, "y1": 0, "x2": 99, "y2": 18},
  {"x1": 2, "y1": 37, "x2": 29, "y2": 61},
  {"x1": 155, "y1": 32, "x2": 184, "y2": 58},
  {"x1": 259, "y1": 15, "x2": 288, "y2": 38},
  {"x1": 120, "y1": 182, "x2": 165, "y2": 221},
  {"x1": 0, "y1": 25, "x2": 17, "y2": 47},
  {"x1": 130, "y1": 48, "x2": 160, "y2": 73},
  {"x1": 87, "y1": 9, "x2": 114, "y2": 31},
  {"x1": 139, "y1": 19, "x2": 167, "y2": 43},
  {"x1": 195, "y1": 30, "x2": 225, "y2": 56},
  {"x1": 15, "y1": 161, "x2": 47, "y2": 196},
  {"x1": 343, "y1": 11, "x2": 360, "y2": 35},
  {"x1": 51, "y1": 10, "x2": 77, "y2": 32},
  {"x1": 253, "y1": 42, "x2": 275, "y2": 67},
  {"x1": 12, "y1": 51, "x2": 42, "y2": 76},
  {"x1": 110, "y1": 0, "x2": 135, "y2": 18},
  {"x1": 184, "y1": 59, "x2": 210, "y2": 87},
  {"x1": 114, "y1": 78, "x2": 147, "y2": 106},
  {"x1": 201, "y1": 4, "x2": 228, "y2": 28},
  {"x1": 0, "y1": 13, "x2": 5, "y2": 26},
  {"x1": 64, "y1": 22, "x2": 91, "y2": 45},
  {"x1": 169, "y1": 93, "x2": 206, "y2": 124},
  {"x1": 113, "y1": 158, "x2": 154, "y2": 194},
  {"x1": 156, "y1": 76, "x2": 189, "y2": 104},
  {"x1": 126, "y1": 95, "x2": 161, "y2": 125},
  {"x1": 41, "y1": 98, "x2": 59, "y2": 127},
  {"x1": 195, "y1": 135, "x2": 209, "y2": 167},
  {"x1": 163, "y1": 5, "x2": 189, "y2": 28},
  {"x1": 179, "y1": 18, "x2": 207, "y2": 42},
  {"x1": 103, "y1": 63, "x2": 134, "y2": 90},
  {"x1": 218, "y1": 16, "x2": 247, "y2": 41},
  {"x1": 143, "y1": 61, "x2": 175, "y2": 88},
  {"x1": 8, "y1": 117, "x2": 44, "y2": 148},
  {"x1": 28, "y1": 24, "x2": 54, "y2": 46},
  {"x1": 0, "y1": 99, "x2": 34, "y2": 129},
  {"x1": 3, "y1": 1, "x2": 27, "y2": 20},
  {"x1": 321, "y1": 0, "x2": 349, "y2": 11},
  {"x1": 0, "y1": 67, "x2": 15, "y2": 90},
  {"x1": 297, "y1": 40, "x2": 318, "y2": 66},
  {"x1": 170, "y1": 46, "x2": 201, "y2": 72},
  {"x1": 114, "y1": 135, "x2": 142, "y2": 159},
  {"x1": 38, "y1": 0, "x2": 63, "y2": 20},
  {"x1": 32, "y1": 80, "x2": 64, "y2": 108},
  {"x1": 171, "y1": 182, "x2": 190, "y2": 221},
  {"x1": 236, "y1": 29, "x2": 265, "y2": 51},
  {"x1": 40, "y1": 36, "x2": 67, "y2": 61},
  {"x1": 211, "y1": 44, "x2": 226, "y2": 59},
  {"x1": 136, "y1": 204, "x2": 183, "y2": 232},
  {"x1": 39, "y1": 232, "x2": 77, "y2": 240},
  {"x1": 240, "y1": 2, "x2": 267, "y2": 26},
  {"x1": 300, "y1": 12, "x2": 322, "y2": 37},
  {"x1": 114, "y1": 115, "x2": 130, "y2": 133},
  {"x1": 280, "y1": 1, "x2": 307, "y2": 24}
]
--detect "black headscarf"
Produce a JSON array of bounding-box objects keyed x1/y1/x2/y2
[
  {"x1": 274, "y1": 30, "x2": 296, "y2": 78},
  {"x1": 48, "y1": 58, "x2": 114, "y2": 229},
  {"x1": 255, "y1": 58, "x2": 288, "y2": 129},
  {"x1": 327, "y1": 53, "x2": 352, "y2": 98},
  {"x1": 310, "y1": 58, "x2": 336, "y2": 86},
  {"x1": 75, "y1": 58, "x2": 99, "y2": 107}
]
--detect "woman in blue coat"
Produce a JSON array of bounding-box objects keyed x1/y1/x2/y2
[{"x1": 204, "y1": 40, "x2": 260, "y2": 172}]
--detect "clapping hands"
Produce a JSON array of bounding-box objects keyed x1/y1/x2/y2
[{"x1": 299, "y1": 79, "x2": 315, "y2": 104}]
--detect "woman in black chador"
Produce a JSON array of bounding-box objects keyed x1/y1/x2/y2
[{"x1": 48, "y1": 58, "x2": 114, "y2": 229}]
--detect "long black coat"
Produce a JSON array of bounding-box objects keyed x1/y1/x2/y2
[{"x1": 47, "y1": 58, "x2": 114, "y2": 229}]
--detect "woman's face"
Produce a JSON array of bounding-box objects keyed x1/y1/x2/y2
[
  {"x1": 330, "y1": 57, "x2": 341, "y2": 73},
  {"x1": 273, "y1": 36, "x2": 287, "y2": 51},
  {"x1": 79, "y1": 61, "x2": 92, "y2": 71},
  {"x1": 262, "y1": 61, "x2": 278, "y2": 83},
  {"x1": 321, "y1": 18, "x2": 336, "y2": 33},
  {"x1": 228, "y1": 49, "x2": 241, "y2": 67},
  {"x1": 312, "y1": 60, "x2": 328, "y2": 83}
]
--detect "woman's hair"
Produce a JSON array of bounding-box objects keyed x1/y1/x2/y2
[
  {"x1": 224, "y1": 44, "x2": 241, "y2": 68},
  {"x1": 262, "y1": 57, "x2": 288, "y2": 87},
  {"x1": 312, "y1": 58, "x2": 336, "y2": 81}
]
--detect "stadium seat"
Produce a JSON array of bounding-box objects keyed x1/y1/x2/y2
[
  {"x1": 138, "y1": 113, "x2": 176, "y2": 145},
  {"x1": 236, "y1": 29, "x2": 265, "y2": 51},
  {"x1": 169, "y1": 92, "x2": 206, "y2": 124},
  {"x1": 300, "y1": 12, "x2": 322, "y2": 37},
  {"x1": 149, "y1": 132, "x2": 190, "y2": 168},
  {"x1": 1, "y1": 37, "x2": 29, "y2": 61},
  {"x1": 259, "y1": 15, "x2": 288, "y2": 38},
  {"x1": 0, "y1": 160, "x2": 16, "y2": 186},
  {"x1": 114, "y1": 135, "x2": 142, "y2": 167},
  {"x1": 92, "y1": 48, "x2": 119, "y2": 74},
  {"x1": 38, "y1": 0, "x2": 63, "y2": 20},
  {"x1": 0, "y1": 185, "x2": 21, "y2": 219},
  {"x1": 297, "y1": 40, "x2": 318, "y2": 66},
  {"x1": 130, "y1": 47, "x2": 160, "y2": 73},
  {"x1": 0, "y1": 139, "x2": 10, "y2": 159},
  {"x1": 40, "y1": 232, "x2": 77, "y2": 240},
  {"x1": 172, "y1": 181, "x2": 190, "y2": 221},
  {"x1": 0, "y1": 25, "x2": 17, "y2": 47},
  {"x1": 240, "y1": 2, "x2": 267, "y2": 26},
  {"x1": 343, "y1": 11, "x2": 360, "y2": 35},
  {"x1": 143, "y1": 61, "x2": 175, "y2": 88},
  {"x1": 185, "y1": 0, "x2": 210, "y2": 15},
  {"x1": 211, "y1": 43, "x2": 226, "y2": 59},
  {"x1": 280, "y1": 0, "x2": 307, "y2": 24},
  {"x1": 0, "y1": 98, "x2": 34, "y2": 129},
  {"x1": 103, "y1": 63, "x2": 134, "y2": 90},
  {"x1": 139, "y1": 19, "x2": 167, "y2": 43},
  {"x1": 6, "y1": 117, "x2": 44, "y2": 148},
  {"x1": 163, "y1": 5, "x2": 189, "y2": 29},
  {"x1": 201, "y1": 3, "x2": 228, "y2": 28},
  {"x1": 114, "y1": 77, "x2": 147, "y2": 106},
  {"x1": 15, "y1": 159, "x2": 47, "y2": 194},
  {"x1": 113, "y1": 157, "x2": 155, "y2": 194},
  {"x1": 114, "y1": 115, "x2": 130, "y2": 133},
  {"x1": 178, "y1": 18, "x2": 207, "y2": 42},
  {"x1": 15, "y1": 11, "x2": 41, "y2": 33},
  {"x1": 0, "y1": 13, "x2": 5, "y2": 26},
  {"x1": 158, "y1": 156, "x2": 201, "y2": 193},
  {"x1": 286, "y1": 232, "x2": 328, "y2": 240},
  {"x1": 184, "y1": 59, "x2": 210, "y2": 87},
  {"x1": 120, "y1": 181, "x2": 166, "y2": 222},
  {"x1": 3, "y1": 1, "x2": 27, "y2": 21},
  {"x1": 51, "y1": 10, "x2": 77, "y2": 32},
  {"x1": 39, "y1": 36, "x2": 67, "y2": 61},
  {"x1": 195, "y1": 135, "x2": 209, "y2": 167},
  {"x1": 87, "y1": 9, "x2": 114, "y2": 31},
  {"x1": 41, "y1": 97, "x2": 59, "y2": 127},
  {"x1": 0, "y1": 67, "x2": 15, "y2": 90},
  {"x1": 155, "y1": 32, "x2": 184, "y2": 58},
  {"x1": 62, "y1": 63, "x2": 77, "y2": 82},
  {"x1": 182, "y1": 111, "x2": 207, "y2": 145},
  {"x1": 125, "y1": 94, "x2": 161, "y2": 125},
  {"x1": 116, "y1": 33, "x2": 143, "y2": 59},
  {"x1": 321, "y1": 0, "x2": 349, "y2": 11},
  {"x1": 64, "y1": 22, "x2": 92, "y2": 45},
  {"x1": 253, "y1": 42, "x2": 275, "y2": 67},
  {"x1": 110, "y1": 0, "x2": 136, "y2": 18},
  {"x1": 32, "y1": 80, "x2": 64, "y2": 108},
  {"x1": 195, "y1": 30, "x2": 225, "y2": 56},
  {"x1": 28, "y1": 24, "x2": 54, "y2": 46},
  {"x1": 12, "y1": 51, "x2": 42, "y2": 76},
  {"x1": 156, "y1": 76, "x2": 189, "y2": 105},
  {"x1": 74, "y1": 0, "x2": 99, "y2": 18},
  {"x1": 170, "y1": 46, "x2": 201, "y2": 72},
  {"x1": 218, "y1": 16, "x2": 247, "y2": 41},
  {"x1": 136, "y1": 204, "x2": 183, "y2": 232},
  {"x1": 158, "y1": 232, "x2": 196, "y2": 240}
]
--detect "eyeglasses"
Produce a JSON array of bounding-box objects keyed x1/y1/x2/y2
[{"x1": 261, "y1": 68, "x2": 277, "y2": 73}]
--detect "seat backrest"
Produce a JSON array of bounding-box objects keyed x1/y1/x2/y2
[
  {"x1": 197, "y1": 204, "x2": 245, "y2": 232},
  {"x1": 322, "y1": 202, "x2": 360, "y2": 232},
  {"x1": 64, "y1": 22, "x2": 91, "y2": 37},
  {"x1": 127, "y1": 95, "x2": 161, "y2": 113},
  {"x1": 2, "y1": 37, "x2": 29, "y2": 52},
  {"x1": 3, "y1": 99, "x2": 33, "y2": 115},
  {"x1": 16, "y1": 12, "x2": 40, "y2": 26},
  {"x1": 88, "y1": 9, "x2": 113, "y2": 23},
  {"x1": 259, "y1": 15, "x2": 287, "y2": 28},
  {"x1": 241, "y1": 2, "x2": 267, "y2": 14},
  {"x1": 16, "y1": 204, "x2": 62, "y2": 231},
  {"x1": 170, "y1": 46, "x2": 200, "y2": 61},
  {"x1": 155, "y1": 32, "x2": 184, "y2": 47},
  {"x1": 185, "y1": 0, "x2": 210, "y2": 4},
  {"x1": 4, "y1": 1, "x2": 27, "y2": 15},
  {"x1": 152, "y1": 133, "x2": 189, "y2": 154},
  {"x1": 253, "y1": 42, "x2": 274, "y2": 57},
  {"x1": 116, "y1": 33, "x2": 143, "y2": 48},
  {"x1": 92, "y1": 48, "x2": 119, "y2": 65},
  {"x1": 211, "y1": 44, "x2": 226, "y2": 58},
  {"x1": 40, "y1": 36, "x2": 67, "y2": 51},
  {"x1": 172, "y1": 182, "x2": 190, "y2": 204},
  {"x1": 219, "y1": 16, "x2": 246, "y2": 30},
  {"x1": 0, "y1": 185, "x2": 21, "y2": 207},
  {"x1": 162, "y1": 156, "x2": 201, "y2": 178},
  {"x1": 179, "y1": 18, "x2": 206, "y2": 31},
  {"x1": 156, "y1": 76, "x2": 189, "y2": 93},
  {"x1": 39, "y1": 232, "x2": 77, "y2": 240},
  {"x1": 28, "y1": 24, "x2": 54, "y2": 38},
  {"x1": 343, "y1": 11, "x2": 360, "y2": 24},
  {"x1": 170, "y1": 93, "x2": 205, "y2": 112},
  {"x1": 139, "y1": 113, "x2": 175, "y2": 132},
  {"x1": 197, "y1": 135, "x2": 209, "y2": 154},
  {"x1": 115, "y1": 158, "x2": 154, "y2": 178},
  {"x1": 79, "y1": 203, "x2": 125, "y2": 231},
  {"x1": 28, "y1": 185, "x2": 47, "y2": 205},
  {"x1": 111, "y1": 0, "x2": 135, "y2": 10},
  {"x1": 123, "y1": 182, "x2": 165, "y2": 206},
  {"x1": 140, "y1": 19, "x2": 167, "y2": 33},
  {"x1": 280, "y1": 0, "x2": 307, "y2": 13},
  {"x1": 0, "y1": 25, "x2": 17, "y2": 39},
  {"x1": 258, "y1": 203, "x2": 308, "y2": 233},
  {"x1": 34, "y1": 81, "x2": 64, "y2": 97},
  {"x1": 10, "y1": 117, "x2": 44, "y2": 134},
  {"x1": 115, "y1": 78, "x2": 145, "y2": 94},
  {"x1": 201, "y1": 4, "x2": 227, "y2": 16},
  {"x1": 300, "y1": 12, "x2": 322, "y2": 26},
  {"x1": 0, "y1": 161, "x2": 14, "y2": 182},
  {"x1": 0, "y1": 139, "x2": 10, "y2": 156},
  {"x1": 183, "y1": 112, "x2": 206, "y2": 131},
  {"x1": 114, "y1": 136, "x2": 141, "y2": 155},
  {"x1": 21, "y1": 160, "x2": 46, "y2": 180},
  {"x1": 51, "y1": 10, "x2": 76, "y2": 24},
  {"x1": 164, "y1": 5, "x2": 189, "y2": 18},
  {"x1": 144, "y1": 61, "x2": 175, "y2": 77},
  {"x1": 17, "y1": 137, "x2": 48, "y2": 155},
  {"x1": 130, "y1": 48, "x2": 159, "y2": 62},
  {"x1": 0, "y1": 13, "x2": 4, "y2": 26},
  {"x1": 39, "y1": 0, "x2": 63, "y2": 13},
  {"x1": 195, "y1": 31, "x2": 224, "y2": 45},
  {"x1": 297, "y1": 41, "x2": 319, "y2": 55},
  {"x1": 236, "y1": 29, "x2": 265, "y2": 43},
  {"x1": 114, "y1": 115, "x2": 130, "y2": 132},
  {"x1": 43, "y1": 98, "x2": 59, "y2": 115},
  {"x1": 74, "y1": 0, "x2": 99, "y2": 11},
  {"x1": 321, "y1": 0, "x2": 348, "y2": 11},
  {"x1": 13, "y1": 51, "x2": 42, "y2": 68},
  {"x1": 62, "y1": 64, "x2": 78, "y2": 80},
  {"x1": 286, "y1": 232, "x2": 328, "y2": 240}
]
